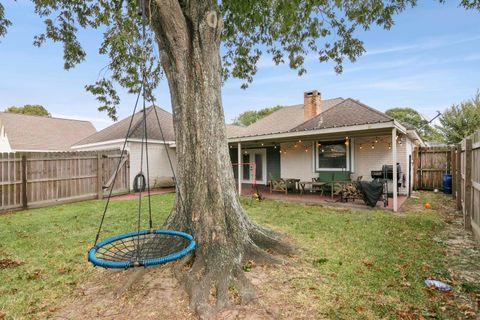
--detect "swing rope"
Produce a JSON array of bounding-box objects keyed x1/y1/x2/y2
[{"x1": 88, "y1": 0, "x2": 195, "y2": 269}]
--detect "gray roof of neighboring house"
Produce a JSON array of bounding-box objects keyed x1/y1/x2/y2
[
  {"x1": 0, "y1": 112, "x2": 97, "y2": 151},
  {"x1": 74, "y1": 106, "x2": 175, "y2": 146},
  {"x1": 291, "y1": 98, "x2": 393, "y2": 132},
  {"x1": 227, "y1": 97, "x2": 344, "y2": 138},
  {"x1": 226, "y1": 124, "x2": 248, "y2": 137}
]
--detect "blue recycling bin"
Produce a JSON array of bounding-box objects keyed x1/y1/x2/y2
[{"x1": 443, "y1": 174, "x2": 452, "y2": 194}]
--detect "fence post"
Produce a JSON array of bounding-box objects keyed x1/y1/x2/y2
[
  {"x1": 451, "y1": 146, "x2": 456, "y2": 199},
  {"x1": 464, "y1": 139, "x2": 472, "y2": 231},
  {"x1": 412, "y1": 147, "x2": 418, "y2": 190},
  {"x1": 21, "y1": 154, "x2": 28, "y2": 209},
  {"x1": 97, "y1": 154, "x2": 104, "y2": 200},
  {"x1": 456, "y1": 143, "x2": 462, "y2": 210}
]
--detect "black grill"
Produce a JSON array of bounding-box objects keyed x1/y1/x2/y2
[{"x1": 371, "y1": 164, "x2": 401, "y2": 181}]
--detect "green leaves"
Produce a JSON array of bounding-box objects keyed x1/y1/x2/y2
[
  {"x1": 385, "y1": 107, "x2": 443, "y2": 142},
  {"x1": 437, "y1": 91, "x2": 480, "y2": 144},
  {"x1": 85, "y1": 79, "x2": 121, "y2": 121},
  {"x1": 0, "y1": 3, "x2": 12, "y2": 40},
  {"x1": 1, "y1": 0, "x2": 478, "y2": 119},
  {"x1": 220, "y1": 0, "x2": 419, "y2": 87},
  {"x1": 232, "y1": 105, "x2": 283, "y2": 126},
  {"x1": 30, "y1": 0, "x2": 161, "y2": 120},
  {"x1": 4, "y1": 105, "x2": 51, "y2": 117}
]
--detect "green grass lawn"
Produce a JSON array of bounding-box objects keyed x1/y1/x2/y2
[{"x1": 0, "y1": 193, "x2": 450, "y2": 319}]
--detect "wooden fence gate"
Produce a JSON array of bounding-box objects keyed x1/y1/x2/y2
[
  {"x1": 413, "y1": 146, "x2": 451, "y2": 191},
  {"x1": 0, "y1": 150, "x2": 129, "y2": 212}
]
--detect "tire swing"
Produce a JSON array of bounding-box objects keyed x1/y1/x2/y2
[{"x1": 88, "y1": 0, "x2": 195, "y2": 269}]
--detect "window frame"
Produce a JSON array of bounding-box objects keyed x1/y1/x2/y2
[{"x1": 314, "y1": 139, "x2": 351, "y2": 172}]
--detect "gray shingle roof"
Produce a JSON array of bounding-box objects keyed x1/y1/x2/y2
[
  {"x1": 0, "y1": 112, "x2": 96, "y2": 151},
  {"x1": 291, "y1": 98, "x2": 393, "y2": 132},
  {"x1": 74, "y1": 106, "x2": 175, "y2": 146},
  {"x1": 228, "y1": 98, "x2": 344, "y2": 138},
  {"x1": 226, "y1": 124, "x2": 248, "y2": 137}
]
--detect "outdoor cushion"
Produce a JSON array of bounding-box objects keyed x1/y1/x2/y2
[
  {"x1": 318, "y1": 172, "x2": 335, "y2": 182},
  {"x1": 333, "y1": 171, "x2": 350, "y2": 182}
]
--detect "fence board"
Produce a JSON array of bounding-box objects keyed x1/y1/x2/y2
[{"x1": 0, "y1": 150, "x2": 129, "y2": 213}]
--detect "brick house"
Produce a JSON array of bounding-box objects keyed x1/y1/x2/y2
[{"x1": 227, "y1": 91, "x2": 425, "y2": 211}]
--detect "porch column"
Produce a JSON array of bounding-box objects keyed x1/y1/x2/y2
[
  {"x1": 392, "y1": 127, "x2": 398, "y2": 212},
  {"x1": 238, "y1": 142, "x2": 242, "y2": 195}
]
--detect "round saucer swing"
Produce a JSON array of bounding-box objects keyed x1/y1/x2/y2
[{"x1": 88, "y1": 0, "x2": 195, "y2": 269}]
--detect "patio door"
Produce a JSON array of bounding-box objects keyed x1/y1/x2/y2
[{"x1": 242, "y1": 148, "x2": 267, "y2": 185}]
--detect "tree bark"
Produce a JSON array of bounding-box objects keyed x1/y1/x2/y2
[{"x1": 149, "y1": 1, "x2": 293, "y2": 318}]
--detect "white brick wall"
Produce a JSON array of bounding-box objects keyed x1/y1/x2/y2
[
  {"x1": 280, "y1": 142, "x2": 317, "y2": 181},
  {"x1": 353, "y1": 135, "x2": 409, "y2": 195},
  {"x1": 279, "y1": 134, "x2": 415, "y2": 195}
]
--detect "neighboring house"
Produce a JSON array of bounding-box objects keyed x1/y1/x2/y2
[
  {"x1": 227, "y1": 90, "x2": 425, "y2": 211},
  {"x1": 0, "y1": 112, "x2": 96, "y2": 152},
  {"x1": 72, "y1": 106, "x2": 177, "y2": 190}
]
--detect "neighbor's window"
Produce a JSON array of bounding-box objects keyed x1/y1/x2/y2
[{"x1": 315, "y1": 140, "x2": 349, "y2": 171}]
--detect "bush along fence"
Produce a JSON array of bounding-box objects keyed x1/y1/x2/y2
[{"x1": 0, "y1": 150, "x2": 129, "y2": 212}]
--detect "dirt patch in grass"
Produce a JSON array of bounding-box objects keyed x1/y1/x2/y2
[
  {"x1": 0, "y1": 258, "x2": 24, "y2": 269},
  {"x1": 49, "y1": 256, "x2": 323, "y2": 320}
]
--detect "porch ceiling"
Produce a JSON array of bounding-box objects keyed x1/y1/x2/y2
[{"x1": 229, "y1": 127, "x2": 394, "y2": 148}]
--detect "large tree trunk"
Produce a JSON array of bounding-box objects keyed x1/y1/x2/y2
[{"x1": 148, "y1": 1, "x2": 293, "y2": 318}]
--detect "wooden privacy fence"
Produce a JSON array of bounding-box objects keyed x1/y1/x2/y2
[
  {"x1": 453, "y1": 131, "x2": 480, "y2": 242},
  {"x1": 0, "y1": 150, "x2": 129, "y2": 212},
  {"x1": 412, "y1": 146, "x2": 451, "y2": 190}
]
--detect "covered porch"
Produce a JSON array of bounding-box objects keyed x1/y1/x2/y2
[
  {"x1": 239, "y1": 183, "x2": 408, "y2": 211},
  {"x1": 229, "y1": 123, "x2": 417, "y2": 212}
]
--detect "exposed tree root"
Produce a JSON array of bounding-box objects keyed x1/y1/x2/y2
[{"x1": 170, "y1": 220, "x2": 294, "y2": 320}]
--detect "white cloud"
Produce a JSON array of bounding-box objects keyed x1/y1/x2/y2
[{"x1": 365, "y1": 34, "x2": 480, "y2": 56}]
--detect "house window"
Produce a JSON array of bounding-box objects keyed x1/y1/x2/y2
[{"x1": 315, "y1": 140, "x2": 350, "y2": 171}]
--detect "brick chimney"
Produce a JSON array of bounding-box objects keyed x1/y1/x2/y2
[{"x1": 304, "y1": 90, "x2": 321, "y2": 121}]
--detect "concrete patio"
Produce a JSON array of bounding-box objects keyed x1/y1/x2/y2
[{"x1": 239, "y1": 183, "x2": 408, "y2": 211}]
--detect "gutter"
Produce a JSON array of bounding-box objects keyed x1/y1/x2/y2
[{"x1": 228, "y1": 120, "x2": 403, "y2": 143}]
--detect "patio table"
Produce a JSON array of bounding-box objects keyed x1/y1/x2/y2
[{"x1": 299, "y1": 181, "x2": 325, "y2": 195}]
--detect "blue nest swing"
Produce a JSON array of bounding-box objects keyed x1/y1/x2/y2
[
  {"x1": 88, "y1": 99, "x2": 196, "y2": 269},
  {"x1": 88, "y1": 229, "x2": 196, "y2": 269},
  {"x1": 88, "y1": 2, "x2": 195, "y2": 267}
]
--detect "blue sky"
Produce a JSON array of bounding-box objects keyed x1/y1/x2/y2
[{"x1": 1, "y1": 1, "x2": 479, "y2": 129}]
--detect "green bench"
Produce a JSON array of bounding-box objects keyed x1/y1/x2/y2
[{"x1": 314, "y1": 171, "x2": 351, "y2": 196}]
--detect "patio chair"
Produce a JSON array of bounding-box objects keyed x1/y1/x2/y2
[
  {"x1": 311, "y1": 178, "x2": 324, "y2": 196},
  {"x1": 269, "y1": 177, "x2": 297, "y2": 194},
  {"x1": 317, "y1": 172, "x2": 335, "y2": 195}
]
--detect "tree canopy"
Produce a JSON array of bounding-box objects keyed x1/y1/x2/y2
[
  {"x1": 437, "y1": 91, "x2": 480, "y2": 144},
  {"x1": 4, "y1": 105, "x2": 51, "y2": 117},
  {"x1": 385, "y1": 107, "x2": 443, "y2": 142},
  {"x1": 3, "y1": 1, "x2": 478, "y2": 118},
  {"x1": 232, "y1": 105, "x2": 283, "y2": 126}
]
